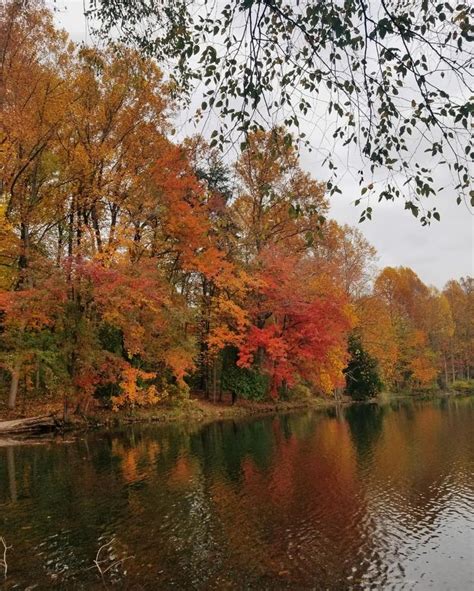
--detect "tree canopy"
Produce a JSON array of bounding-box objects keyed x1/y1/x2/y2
[{"x1": 1, "y1": 1, "x2": 472, "y2": 415}]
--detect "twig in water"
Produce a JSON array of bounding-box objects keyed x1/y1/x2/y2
[
  {"x1": 0, "y1": 537, "x2": 12, "y2": 579},
  {"x1": 92, "y1": 538, "x2": 134, "y2": 581}
]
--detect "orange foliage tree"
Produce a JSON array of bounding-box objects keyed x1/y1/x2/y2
[{"x1": 0, "y1": 1, "x2": 467, "y2": 414}]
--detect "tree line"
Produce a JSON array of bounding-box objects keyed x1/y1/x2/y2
[{"x1": 0, "y1": 1, "x2": 472, "y2": 415}]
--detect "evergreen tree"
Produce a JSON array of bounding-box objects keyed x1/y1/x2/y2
[{"x1": 344, "y1": 334, "x2": 383, "y2": 401}]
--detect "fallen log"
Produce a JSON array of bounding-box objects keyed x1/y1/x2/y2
[
  {"x1": 0, "y1": 436, "x2": 56, "y2": 447},
  {"x1": 0, "y1": 415, "x2": 59, "y2": 435}
]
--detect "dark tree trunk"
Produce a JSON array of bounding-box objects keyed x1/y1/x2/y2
[{"x1": 7, "y1": 362, "x2": 20, "y2": 410}]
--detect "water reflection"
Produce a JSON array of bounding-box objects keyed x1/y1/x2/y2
[
  {"x1": 0, "y1": 397, "x2": 473, "y2": 589},
  {"x1": 6, "y1": 447, "x2": 17, "y2": 503}
]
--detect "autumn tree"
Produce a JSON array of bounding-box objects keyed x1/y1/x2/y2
[
  {"x1": 233, "y1": 128, "x2": 327, "y2": 261},
  {"x1": 443, "y1": 277, "x2": 474, "y2": 383},
  {"x1": 234, "y1": 248, "x2": 354, "y2": 398},
  {"x1": 355, "y1": 294, "x2": 399, "y2": 388},
  {"x1": 57, "y1": 44, "x2": 172, "y2": 262},
  {"x1": 0, "y1": 0, "x2": 74, "y2": 407},
  {"x1": 0, "y1": 2, "x2": 200, "y2": 412},
  {"x1": 372, "y1": 267, "x2": 451, "y2": 390},
  {"x1": 226, "y1": 130, "x2": 353, "y2": 399},
  {"x1": 424, "y1": 289, "x2": 454, "y2": 386},
  {"x1": 310, "y1": 221, "x2": 385, "y2": 397},
  {"x1": 311, "y1": 221, "x2": 377, "y2": 299}
]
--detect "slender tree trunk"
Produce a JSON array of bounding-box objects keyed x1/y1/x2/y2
[
  {"x1": 131, "y1": 223, "x2": 142, "y2": 262},
  {"x1": 199, "y1": 335, "x2": 209, "y2": 396},
  {"x1": 212, "y1": 361, "x2": 217, "y2": 404},
  {"x1": 10, "y1": 217, "x2": 29, "y2": 409},
  {"x1": 451, "y1": 349, "x2": 455, "y2": 383},
  {"x1": 199, "y1": 279, "x2": 212, "y2": 398},
  {"x1": 77, "y1": 207, "x2": 82, "y2": 250},
  {"x1": 8, "y1": 362, "x2": 20, "y2": 409},
  {"x1": 108, "y1": 205, "x2": 119, "y2": 247},
  {"x1": 68, "y1": 206, "x2": 74, "y2": 258},
  {"x1": 18, "y1": 221, "x2": 29, "y2": 288},
  {"x1": 21, "y1": 373, "x2": 28, "y2": 414},
  {"x1": 63, "y1": 395, "x2": 69, "y2": 423},
  {"x1": 91, "y1": 205, "x2": 102, "y2": 253},
  {"x1": 443, "y1": 354, "x2": 448, "y2": 387},
  {"x1": 335, "y1": 398, "x2": 344, "y2": 421},
  {"x1": 35, "y1": 361, "x2": 40, "y2": 391}
]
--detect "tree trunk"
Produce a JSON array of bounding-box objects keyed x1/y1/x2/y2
[
  {"x1": 90, "y1": 205, "x2": 103, "y2": 253},
  {"x1": 17, "y1": 221, "x2": 30, "y2": 288},
  {"x1": 335, "y1": 400, "x2": 344, "y2": 421},
  {"x1": 63, "y1": 394, "x2": 70, "y2": 423},
  {"x1": 8, "y1": 362, "x2": 20, "y2": 410},
  {"x1": 57, "y1": 221, "x2": 63, "y2": 266},
  {"x1": 212, "y1": 361, "x2": 217, "y2": 403},
  {"x1": 68, "y1": 206, "x2": 74, "y2": 258},
  {"x1": 451, "y1": 352, "x2": 455, "y2": 383}
]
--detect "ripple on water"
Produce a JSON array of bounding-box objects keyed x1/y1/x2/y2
[{"x1": 0, "y1": 398, "x2": 473, "y2": 589}]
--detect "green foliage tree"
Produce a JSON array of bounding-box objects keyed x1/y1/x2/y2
[
  {"x1": 344, "y1": 333, "x2": 383, "y2": 400},
  {"x1": 220, "y1": 348, "x2": 269, "y2": 402},
  {"x1": 87, "y1": 0, "x2": 473, "y2": 223}
]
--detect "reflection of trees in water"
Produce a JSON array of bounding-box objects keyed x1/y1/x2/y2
[
  {"x1": 7, "y1": 447, "x2": 17, "y2": 503},
  {"x1": 345, "y1": 403, "x2": 387, "y2": 464},
  {"x1": 195, "y1": 419, "x2": 277, "y2": 480},
  {"x1": 0, "y1": 414, "x2": 396, "y2": 588},
  {"x1": 358, "y1": 400, "x2": 474, "y2": 588},
  {"x1": 188, "y1": 412, "x2": 374, "y2": 588},
  {"x1": 0, "y1": 400, "x2": 472, "y2": 588},
  {"x1": 372, "y1": 402, "x2": 473, "y2": 517},
  {"x1": 187, "y1": 414, "x2": 319, "y2": 485}
]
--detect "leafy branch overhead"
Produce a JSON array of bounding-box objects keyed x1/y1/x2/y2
[{"x1": 86, "y1": 0, "x2": 474, "y2": 223}]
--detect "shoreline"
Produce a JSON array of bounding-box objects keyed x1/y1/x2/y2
[
  {"x1": 0, "y1": 396, "x2": 345, "y2": 445},
  {"x1": 0, "y1": 390, "x2": 472, "y2": 444},
  {"x1": 83, "y1": 395, "x2": 352, "y2": 429}
]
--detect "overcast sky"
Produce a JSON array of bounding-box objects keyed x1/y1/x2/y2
[{"x1": 51, "y1": 0, "x2": 473, "y2": 289}]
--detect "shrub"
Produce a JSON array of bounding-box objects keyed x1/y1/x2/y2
[
  {"x1": 221, "y1": 364, "x2": 269, "y2": 402},
  {"x1": 451, "y1": 379, "x2": 474, "y2": 393},
  {"x1": 288, "y1": 382, "x2": 313, "y2": 401},
  {"x1": 165, "y1": 382, "x2": 190, "y2": 407}
]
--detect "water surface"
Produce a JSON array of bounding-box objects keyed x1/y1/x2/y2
[{"x1": 1, "y1": 397, "x2": 473, "y2": 589}]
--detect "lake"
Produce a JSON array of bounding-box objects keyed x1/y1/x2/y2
[{"x1": 1, "y1": 397, "x2": 473, "y2": 589}]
